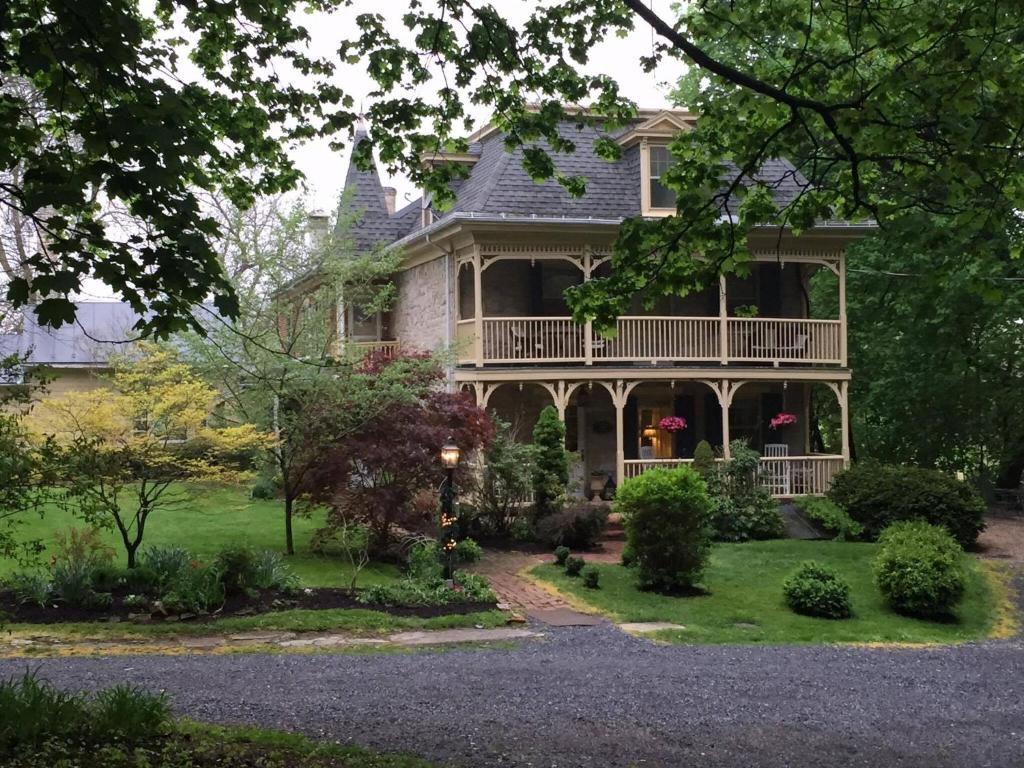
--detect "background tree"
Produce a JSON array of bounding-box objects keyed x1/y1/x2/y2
[
  {"x1": 475, "y1": 415, "x2": 535, "y2": 536},
  {"x1": 30, "y1": 344, "x2": 268, "y2": 568},
  {"x1": 532, "y1": 406, "x2": 568, "y2": 519},
  {"x1": 810, "y1": 219, "x2": 1024, "y2": 487},
  {"x1": 184, "y1": 193, "x2": 410, "y2": 555}
]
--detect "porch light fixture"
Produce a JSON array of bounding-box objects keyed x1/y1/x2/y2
[
  {"x1": 440, "y1": 439, "x2": 461, "y2": 469},
  {"x1": 642, "y1": 426, "x2": 658, "y2": 439}
]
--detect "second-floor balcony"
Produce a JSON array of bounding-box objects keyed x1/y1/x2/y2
[
  {"x1": 457, "y1": 315, "x2": 843, "y2": 366},
  {"x1": 455, "y1": 245, "x2": 848, "y2": 369}
]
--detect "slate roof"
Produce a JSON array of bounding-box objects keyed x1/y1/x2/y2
[
  {"x1": 341, "y1": 115, "x2": 813, "y2": 251},
  {"x1": 0, "y1": 302, "x2": 143, "y2": 367}
]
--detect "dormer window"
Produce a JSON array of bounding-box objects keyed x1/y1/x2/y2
[{"x1": 648, "y1": 145, "x2": 676, "y2": 210}]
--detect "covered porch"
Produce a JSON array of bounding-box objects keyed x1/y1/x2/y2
[{"x1": 461, "y1": 369, "x2": 850, "y2": 499}]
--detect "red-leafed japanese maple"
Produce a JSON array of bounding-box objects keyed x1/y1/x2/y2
[{"x1": 305, "y1": 352, "x2": 493, "y2": 553}]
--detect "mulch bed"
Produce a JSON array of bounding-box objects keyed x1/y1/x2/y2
[{"x1": 0, "y1": 586, "x2": 496, "y2": 625}]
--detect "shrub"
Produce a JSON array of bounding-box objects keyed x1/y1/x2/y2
[
  {"x1": 581, "y1": 566, "x2": 600, "y2": 589},
  {"x1": 160, "y1": 562, "x2": 225, "y2": 614},
  {"x1": 122, "y1": 564, "x2": 160, "y2": 594},
  {"x1": 564, "y1": 555, "x2": 585, "y2": 577},
  {"x1": 873, "y1": 521, "x2": 966, "y2": 617},
  {"x1": 407, "y1": 540, "x2": 444, "y2": 582},
  {"x1": 477, "y1": 415, "x2": 535, "y2": 534},
  {"x1": 51, "y1": 559, "x2": 96, "y2": 608},
  {"x1": 783, "y1": 562, "x2": 853, "y2": 619},
  {"x1": 828, "y1": 462, "x2": 985, "y2": 547},
  {"x1": 250, "y1": 473, "x2": 278, "y2": 500},
  {"x1": 553, "y1": 545, "x2": 571, "y2": 565},
  {"x1": 123, "y1": 593, "x2": 150, "y2": 611},
  {"x1": 793, "y1": 496, "x2": 864, "y2": 541},
  {"x1": 89, "y1": 563, "x2": 128, "y2": 592},
  {"x1": 357, "y1": 571, "x2": 496, "y2": 607},
  {"x1": 4, "y1": 572, "x2": 51, "y2": 607},
  {"x1": 532, "y1": 405, "x2": 568, "y2": 518},
  {"x1": 456, "y1": 537, "x2": 484, "y2": 564},
  {"x1": 139, "y1": 545, "x2": 192, "y2": 589},
  {"x1": 620, "y1": 541, "x2": 636, "y2": 568},
  {"x1": 692, "y1": 440, "x2": 717, "y2": 476},
  {"x1": 214, "y1": 545, "x2": 259, "y2": 594},
  {"x1": 707, "y1": 442, "x2": 784, "y2": 542},
  {"x1": 617, "y1": 466, "x2": 712, "y2": 592},
  {"x1": 535, "y1": 502, "x2": 609, "y2": 549},
  {"x1": 251, "y1": 550, "x2": 300, "y2": 591}
]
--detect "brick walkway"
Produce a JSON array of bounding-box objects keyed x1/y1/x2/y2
[{"x1": 473, "y1": 532, "x2": 624, "y2": 626}]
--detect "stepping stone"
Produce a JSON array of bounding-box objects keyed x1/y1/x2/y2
[
  {"x1": 387, "y1": 627, "x2": 539, "y2": 645},
  {"x1": 618, "y1": 622, "x2": 686, "y2": 633},
  {"x1": 528, "y1": 608, "x2": 604, "y2": 627}
]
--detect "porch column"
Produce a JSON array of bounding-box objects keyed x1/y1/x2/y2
[
  {"x1": 583, "y1": 248, "x2": 594, "y2": 366},
  {"x1": 838, "y1": 252, "x2": 848, "y2": 368},
  {"x1": 613, "y1": 381, "x2": 626, "y2": 485},
  {"x1": 554, "y1": 381, "x2": 568, "y2": 422},
  {"x1": 719, "y1": 380, "x2": 732, "y2": 459},
  {"x1": 839, "y1": 379, "x2": 851, "y2": 464},
  {"x1": 472, "y1": 247, "x2": 484, "y2": 367},
  {"x1": 718, "y1": 273, "x2": 728, "y2": 365}
]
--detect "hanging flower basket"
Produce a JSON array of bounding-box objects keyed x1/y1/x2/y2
[
  {"x1": 658, "y1": 416, "x2": 688, "y2": 433},
  {"x1": 769, "y1": 412, "x2": 798, "y2": 430}
]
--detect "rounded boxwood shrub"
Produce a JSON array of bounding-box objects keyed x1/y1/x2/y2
[
  {"x1": 581, "y1": 566, "x2": 600, "y2": 589},
  {"x1": 873, "y1": 521, "x2": 966, "y2": 617},
  {"x1": 553, "y1": 546, "x2": 571, "y2": 566},
  {"x1": 564, "y1": 555, "x2": 585, "y2": 577},
  {"x1": 455, "y1": 537, "x2": 483, "y2": 564},
  {"x1": 783, "y1": 561, "x2": 853, "y2": 619},
  {"x1": 828, "y1": 462, "x2": 985, "y2": 547},
  {"x1": 616, "y1": 466, "x2": 712, "y2": 593}
]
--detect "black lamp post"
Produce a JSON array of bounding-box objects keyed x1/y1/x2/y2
[{"x1": 439, "y1": 437, "x2": 461, "y2": 580}]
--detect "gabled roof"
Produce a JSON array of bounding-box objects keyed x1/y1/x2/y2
[{"x1": 340, "y1": 110, "x2": 820, "y2": 253}]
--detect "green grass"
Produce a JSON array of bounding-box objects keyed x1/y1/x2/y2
[
  {"x1": 533, "y1": 540, "x2": 1005, "y2": 645},
  {"x1": 1, "y1": 483, "x2": 400, "y2": 588},
  {"x1": 3, "y1": 609, "x2": 508, "y2": 642}
]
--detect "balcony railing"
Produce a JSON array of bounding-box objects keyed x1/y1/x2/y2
[
  {"x1": 458, "y1": 316, "x2": 843, "y2": 366},
  {"x1": 343, "y1": 340, "x2": 401, "y2": 360},
  {"x1": 622, "y1": 455, "x2": 845, "y2": 497}
]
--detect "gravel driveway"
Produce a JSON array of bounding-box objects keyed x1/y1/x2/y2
[{"x1": 3, "y1": 626, "x2": 1022, "y2": 768}]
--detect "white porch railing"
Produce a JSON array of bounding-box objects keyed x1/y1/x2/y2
[
  {"x1": 594, "y1": 317, "x2": 721, "y2": 363},
  {"x1": 459, "y1": 316, "x2": 843, "y2": 366},
  {"x1": 345, "y1": 340, "x2": 401, "y2": 359},
  {"x1": 727, "y1": 318, "x2": 841, "y2": 365},
  {"x1": 621, "y1": 455, "x2": 845, "y2": 497}
]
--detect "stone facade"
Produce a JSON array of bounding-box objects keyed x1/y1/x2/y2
[{"x1": 393, "y1": 256, "x2": 451, "y2": 354}]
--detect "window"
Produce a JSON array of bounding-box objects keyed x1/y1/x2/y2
[
  {"x1": 348, "y1": 305, "x2": 381, "y2": 341},
  {"x1": 648, "y1": 145, "x2": 676, "y2": 210}
]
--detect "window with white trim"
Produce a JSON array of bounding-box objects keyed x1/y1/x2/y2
[{"x1": 648, "y1": 145, "x2": 676, "y2": 210}]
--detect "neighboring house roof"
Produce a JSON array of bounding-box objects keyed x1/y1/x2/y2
[
  {"x1": 340, "y1": 112, "x2": 820, "y2": 253},
  {"x1": 0, "y1": 302, "x2": 143, "y2": 368}
]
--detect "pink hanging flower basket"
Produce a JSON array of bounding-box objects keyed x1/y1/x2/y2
[
  {"x1": 769, "y1": 412, "x2": 798, "y2": 430},
  {"x1": 658, "y1": 416, "x2": 688, "y2": 433}
]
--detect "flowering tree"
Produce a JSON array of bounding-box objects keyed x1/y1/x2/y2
[
  {"x1": 30, "y1": 344, "x2": 270, "y2": 567},
  {"x1": 305, "y1": 353, "x2": 493, "y2": 553}
]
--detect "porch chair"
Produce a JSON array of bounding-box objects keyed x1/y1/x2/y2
[
  {"x1": 750, "y1": 331, "x2": 810, "y2": 366},
  {"x1": 509, "y1": 324, "x2": 545, "y2": 358}
]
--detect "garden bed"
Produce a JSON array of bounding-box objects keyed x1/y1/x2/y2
[{"x1": 0, "y1": 585, "x2": 496, "y2": 625}]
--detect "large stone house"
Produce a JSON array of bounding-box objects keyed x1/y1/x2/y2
[{"x1": 329, "y1": 111, "x2": 869, "y2": 498}]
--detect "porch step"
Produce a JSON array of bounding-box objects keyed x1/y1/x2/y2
[
  {"x1": 779, "y1": 502, "x2": 829, "y2": 540},
  {"x1": 602, "y1": 522, "x2": 626, "y2": 541}
]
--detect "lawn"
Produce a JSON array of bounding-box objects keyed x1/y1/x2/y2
[
  {"x1": 1, "y1": 483, "x2": 400, "y2": 588},
  {"x1": 532, "y1": 540, "x2": 1007, "y2": 645}
]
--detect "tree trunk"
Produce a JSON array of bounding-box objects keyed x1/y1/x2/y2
[{"x1": 284, "y1": 494, "x2": 295, "y2": 556}]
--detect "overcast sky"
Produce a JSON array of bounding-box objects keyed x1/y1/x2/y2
[{"x1": 290, "y1": 0, "x2": 687, "y2": 211}]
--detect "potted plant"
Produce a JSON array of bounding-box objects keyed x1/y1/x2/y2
[
  {"x1": 769, "y1": 412, "x2": 798, "y2": 430},
  {"x1": 658, "y1": 416, "x2": 687, "y2": 433}
]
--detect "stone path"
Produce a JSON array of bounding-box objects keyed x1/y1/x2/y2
[{"x1": 0, "y1": 626, "x2": 541, "y2": 658}]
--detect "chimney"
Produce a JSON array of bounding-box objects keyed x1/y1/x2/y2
[
  {"x1": 382, "y1": 187, "x2": 396, "y2": 215},
  {"x1": 307, "y1": 211, "x2": 330, "y2": 247}
]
